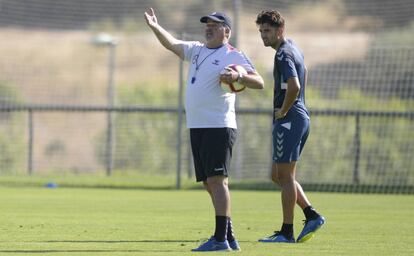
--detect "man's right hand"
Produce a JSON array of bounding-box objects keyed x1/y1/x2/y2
[
  {"x1": 144, "y1": 8, "x2": 158, "y2": 28},
  {"x1": 143, "y1": 7, "x2": 185, "y2": 59}
]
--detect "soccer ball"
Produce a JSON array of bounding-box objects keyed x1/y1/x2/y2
[{"x1": 220, "y1": 64, "x2": 247, "y2": 93}]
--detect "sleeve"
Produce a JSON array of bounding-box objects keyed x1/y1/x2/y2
[
  {"x1": 182, "y1": 41, "x2": 203, "y2": 62},
  {"x1": 230, "y1": 51, "x2": 256, "y2": 73},
  {"x1": 239, "y1": 52, "x2": 256, "y2": 73},
  {"x1": 278, "y1": 51, "x2": 298, "y2": 82}
]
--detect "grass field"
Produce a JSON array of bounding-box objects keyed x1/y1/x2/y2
[{"x1": 0, "y1": 186, "x2": 413, "y2": 255}]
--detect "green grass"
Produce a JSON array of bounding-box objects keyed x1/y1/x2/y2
[{"x1": 0, "y1": 187, "x2": 413, "y2": 255}]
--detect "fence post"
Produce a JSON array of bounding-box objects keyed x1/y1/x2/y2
[
  {"x1": 232, "y1": 0, "x2": 244, "y2": 178},
  {"x1": 353, "y1": 113, "x2": 361, "y2": 184},
  {"x1": 28, "y1": 109, "x2": 34, "y2": 175},
  {"x1": 106, "y1": 43, "x2": 117, "y2": 176},
  {"x1": 91, "y1": 34, "x2": 117, "y2": 176},
  {"x1": 231, "y1": 0, "x2": 241, "y2": 48},
  {"x1": 176, "y1": 34, "x2": 185, "y2": 189}
]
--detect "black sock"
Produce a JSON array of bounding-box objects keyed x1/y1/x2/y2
[
  {"x1": 303, "y1": 206, "x2": 320, "y2": 220},
  {"x1": 227, "y1": 217, "x2": 235, "y2": 242},
  {"x1": 280, "y1": 223, "x2": 294, "y2": 239},
  {"x1": 280, "y1": 223, "x2": 293, "y2": 239},
  {"x1": 214, "y1": 216, "x2": 228, "y2": 242}
]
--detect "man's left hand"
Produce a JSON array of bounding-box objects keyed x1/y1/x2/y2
[{"x1": 219, "y1": 67, "x2": 238, "y2": 84}]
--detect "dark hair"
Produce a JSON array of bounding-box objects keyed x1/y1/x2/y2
[{"x1": 256, "y1": 10, "x2": 285, "y2": 28}]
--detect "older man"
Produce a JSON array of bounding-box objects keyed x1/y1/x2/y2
[{"x1": 144, "y1": 8, "x2": 264, "y2": 251}]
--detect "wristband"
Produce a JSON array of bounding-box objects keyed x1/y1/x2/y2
[{"x1": 237, "y1": 72, "x2": 243, "y2": 83}]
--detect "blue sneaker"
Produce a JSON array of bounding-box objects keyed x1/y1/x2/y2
[
  {"x1": 258, "y1": 231, "x2": 295, "y2": 243},
  {"x1": 228, "y1": 239, "x2": 241, "y2": 251},
  {"x1": 191, "y1": 236, "x2": 231, "y2": 252},
  {"x1": 297, "y1": 215, "x2": 325, "y2": 243}
]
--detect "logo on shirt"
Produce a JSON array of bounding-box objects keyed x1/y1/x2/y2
[
  {"x1": 212, "y1": 60, "x2": 220, "y2": 65},
  {"x1": 277, "y1": 51, "x2": 284, "y2": 61}
]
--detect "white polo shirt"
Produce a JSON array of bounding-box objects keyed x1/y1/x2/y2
[{"x1": 182, "y1": 41, "x2": 256, "y2": 129}]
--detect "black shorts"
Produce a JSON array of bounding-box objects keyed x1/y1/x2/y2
[{"x1": 190, "y1": 128, "x2": 237, "y2": 182}]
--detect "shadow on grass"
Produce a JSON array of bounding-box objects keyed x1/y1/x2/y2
[
  {"x1": 43, "y1": 239, "x2": 198, "y2": 243},
  {"x1": 0, "y1": 240, "x2": 199, "y2": 253},
  {"x1": 0, "y1": 249, "x2": 177, "y2": 253},
  {"x1": 0, "y1": 240, "x2": 257, "y2": 253}
]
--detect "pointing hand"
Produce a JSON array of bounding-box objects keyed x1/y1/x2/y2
[{"x1": 144, "y1": 8, "x2": 158, "y2": 28}]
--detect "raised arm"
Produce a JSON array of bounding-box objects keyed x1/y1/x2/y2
[{"x1": 144, "y1": 8, "x2": 185, "y2": 59}]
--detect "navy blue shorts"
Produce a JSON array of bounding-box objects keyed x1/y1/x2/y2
[
  {"x1": 272, "y1": 116, "x2": 309, "y2": 163},
  {"x1": 190, "y1": 128, "x2": 237, "y2": 182}
]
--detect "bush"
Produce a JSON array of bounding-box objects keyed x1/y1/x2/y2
[
  {"x1": 95, "y1": 83, "x2": 180, "y2": 173},
  {"x1": 0, "y1": 82, "x2": 25, "y2": 174}
]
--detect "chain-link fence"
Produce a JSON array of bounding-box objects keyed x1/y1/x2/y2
[{"x1": 0, "y1": 0, "x2": 413, "y2": 192}]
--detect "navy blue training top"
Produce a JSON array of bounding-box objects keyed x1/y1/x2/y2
[{"x1": 273, "y1": 39, "x2": 309, "y2": 121}]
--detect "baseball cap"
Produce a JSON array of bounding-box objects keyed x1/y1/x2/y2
[{"x1": 200, "y1": 12, "x2": 232, "y2": 29}]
